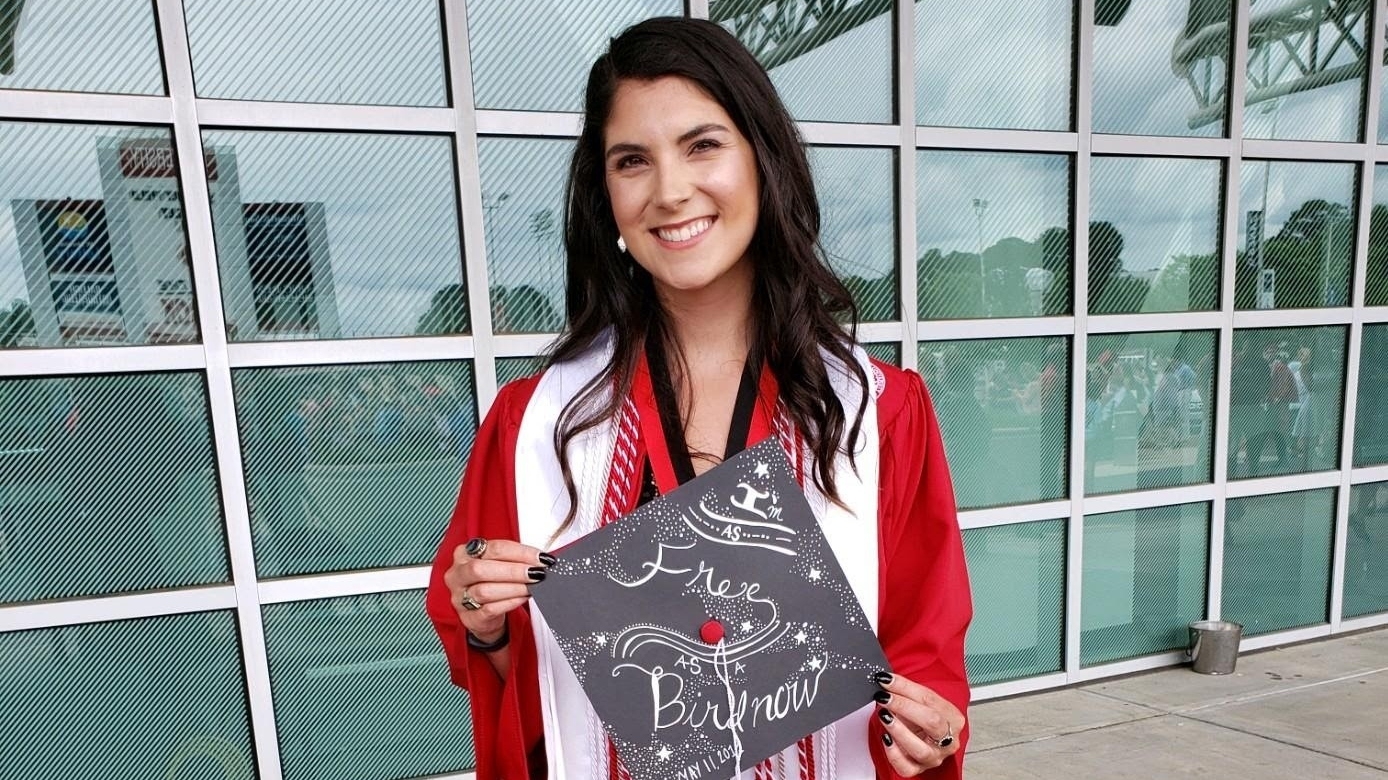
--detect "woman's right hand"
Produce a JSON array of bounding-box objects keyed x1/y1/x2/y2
[{"x1": 443, "y1": 538, "x2": 555, "y2": 643}]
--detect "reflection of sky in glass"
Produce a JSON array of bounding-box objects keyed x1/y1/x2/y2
[
  {"x1": 916, "y1": 0, "x2": 1071, "y2": 130},
  {"x1": 184, "y1": 0, "x2": 447, "y2": 105},
  {"x1": 1237, "y1": 160, "x2": 1354, "y2": 247},
  {"x1": 203, "y1": 131, "x2": 462, "y2": 339},
  {"x1": 1090, "y1": 156, "x2": 1221, "y2": 275},
  {"x1": 477, "y1": 137, "x2": 570, "y2": 328},
  {"x1": 0, "y1": 0, "x2": 163, "y2": 95},
  {"x1": 1093, "y1": 0, "x2": 1228, "y2": 136},
  {"x1": 727, "y1": 8, "x2": 893, "y2": 124},
  {"x1": 468, "y1": 0, "x2": 679, "y2": 112},
  {"x1": 810, "y1": 146, "x2": 895, "y2": 281},
  {"x1": 918, "y1": 151, "x2": 1069, "y2": 256}
]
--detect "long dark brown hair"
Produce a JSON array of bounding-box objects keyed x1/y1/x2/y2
[{"x1": 548, "y1": 16, "x2": 868, "y2": 533}]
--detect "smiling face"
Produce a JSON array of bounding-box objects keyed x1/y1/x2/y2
[{"x1": 603, "y1": 76, "x2": 760, "y2": 305}]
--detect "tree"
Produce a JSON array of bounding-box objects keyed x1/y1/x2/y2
[
  {"x1": 414, "y1": 284, "x2": 468, "y2": 335},
  {"x1": 1259, "y1": 199, "x2": 1352, "y2": 308},
  {"x1": 0, "y1": 299, "x2": 35, "y2": 347},
  {"x1": 1366, "y1": 203, "x2": 1388, "y2": 305},
  {"x1": 1039, "y1": 225, "x2": 1070, "y2": 316},
  {"x1": 1088, "y1": 221, "x2": 1125, "y2": 311}
]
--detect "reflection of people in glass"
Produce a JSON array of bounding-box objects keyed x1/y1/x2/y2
[
  {"x1": 1288, "y1": 345, "x2": 1316, "y2": 468},
  {"x1": 428, "y1": 18, "x2": 969, "y2": 779},
  {"x1": 1247, "y1": 341, "x2": 1297, "y2": 476}
]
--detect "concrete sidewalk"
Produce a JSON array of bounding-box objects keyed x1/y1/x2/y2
[{"x1": 966, "y1": 627, "x2": 1388, "y2": 778}]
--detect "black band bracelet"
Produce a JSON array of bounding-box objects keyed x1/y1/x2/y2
[{"x1": 465, "y1": 624, "x2": 510, "y2": 652}]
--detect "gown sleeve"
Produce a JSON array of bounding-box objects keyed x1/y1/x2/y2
[
  {"x1": 426, "y1": 376, "x2": 547, "y2": 780},
  {"x1": 868, "y1": 366, "x2": 973, "y2": 780}
]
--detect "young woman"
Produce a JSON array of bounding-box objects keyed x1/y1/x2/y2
[{"x1": 427, "y1": 18, "x2": 971, "y2": 779}]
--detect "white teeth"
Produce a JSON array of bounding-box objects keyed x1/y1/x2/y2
[{"x1": 657, "y1": 217, "x2": 712, "y2": 243}]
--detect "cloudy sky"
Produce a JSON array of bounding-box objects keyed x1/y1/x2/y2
[{"x1": 0, "y1": 0, "x2": 1379, "y2": 340}]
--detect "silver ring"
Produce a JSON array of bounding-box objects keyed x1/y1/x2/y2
[
  {"x1": 465, "y1": 537, "x2": 488, "y2": 559},
  {"x1": 460, "y1": 591, "x2": 483, "y2": 611},
  {"x1": 932, "y1": 723, "x2": 954, "y2": 749}
]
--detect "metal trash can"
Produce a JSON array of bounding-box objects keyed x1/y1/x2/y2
[{"x1": 1187, "y1": 620, "x2": 1242, "y2": 674}]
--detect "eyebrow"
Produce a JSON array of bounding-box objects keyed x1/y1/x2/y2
[{"x1": 604, "y1": 123, "x2": 732, "y2": 162}]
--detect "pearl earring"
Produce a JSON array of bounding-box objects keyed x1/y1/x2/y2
[{"x1": 616, "y1": 235, "x2": 627, "y2": 253}]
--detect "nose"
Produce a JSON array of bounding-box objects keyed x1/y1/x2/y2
[{"x1": 652, "y1": 159, "x2": 693, "y2": 209}]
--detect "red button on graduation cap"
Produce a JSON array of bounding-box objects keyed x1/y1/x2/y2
[{"x1": 700, "y1": 619, "x2": 725, "y2": 644}]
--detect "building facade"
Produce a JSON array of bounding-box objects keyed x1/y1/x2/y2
[{"x1": 1, "y1": 1, "x2": 1387, "y2": 778}]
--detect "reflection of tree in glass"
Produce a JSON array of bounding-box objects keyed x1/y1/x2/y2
[
  {"x1": 918, "y1": 227, "x2": 1071, "y2": 319},
  {"x1": 1238, "y1": 199, "x2": 1353, "y2": 308},
  {"x1": 493, "y1": 284, "x2": 560, "y2": 334},
  {"x1": 415, "y1": 283, "x2": 469, "y2": 336},
  {"x1": 529, "y1": 208, "x2": 558, "y2": 264},
  {"x1": 841, "y1": 273, "x2": 895, "y2": 321},
  {"x1": 0, "y1": 0, "x2": 23, "y2": 74},
  {"x1": 1087, "y1": 221, "x2": 1153, "y2": 313},
  {"x1": 1368, "y1": 204, "x2": 1388, "y2": 306},
  {"x1": 0, "y1": 299, "x2": 35, "y2": 347}
]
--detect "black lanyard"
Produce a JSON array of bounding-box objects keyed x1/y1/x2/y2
[{"x1": 644, "y1": 335, "x2": 761, "y2": 488}]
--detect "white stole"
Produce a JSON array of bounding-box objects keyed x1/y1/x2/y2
[{"x1": 514, "y1": 333, "x2": 881, "y2": 779}]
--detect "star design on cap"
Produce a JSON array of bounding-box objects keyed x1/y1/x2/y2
[
  {"x1": 656, "y1": 745, "x2": 673, "y2": 761},
  {"x1": 594, "y1": 633, "x2": 607, "y2": 647},
  {"x1": 808, "y1": 657, "x2": 823, "y2": 671},
  {"x1": 808, "y1": 568, "x2": 822, "y2": 581},
  {"x1": 754, "y1": 461, "x2": 770, "y2": 477},
  {"x1": 741, "y1": 620, "x2": 754, "y2": 633},
  {"x1": 794, "y1": 629, "x2": 808, "y2": 644}
]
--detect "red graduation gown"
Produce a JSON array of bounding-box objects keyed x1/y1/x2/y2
[{"x1": 426, "y1": 358, "x2": 972, "y2": 779}]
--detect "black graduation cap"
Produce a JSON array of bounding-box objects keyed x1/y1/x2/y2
[{"x1": 530, "y1": 437, "x2": 889, "y2": 780}]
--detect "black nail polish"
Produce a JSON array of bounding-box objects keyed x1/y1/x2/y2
[
  {"x1": 882, "y1": 732, "x2": 894, "y2": 747},
  {"x1": 538, "y1": 552, "x2": 558, "y2": 567},
  {"x1": 874, "y1": 671, "x2": 894, "y2": 686},
  {"x1": 873, "y1": 690, "x2": 891, "y2": 705},
  {"x1": 878, "y1": 709, "x2": 894, "y2": 725},
  {"x1": 528, "y1": 567, "x2": 547, "y2": 582}
]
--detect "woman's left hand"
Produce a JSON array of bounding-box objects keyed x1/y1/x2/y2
[{"x1": 874, "y1": 673, "x2": 965, "y2": 776}]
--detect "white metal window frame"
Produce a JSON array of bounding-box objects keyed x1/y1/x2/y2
[{"x1": 0, "y1": 1, "x2": 1385, "y2": 778}]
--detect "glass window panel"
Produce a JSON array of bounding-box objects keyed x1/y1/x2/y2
[
  {"x1": 263, "y1": 590, "x2": 474, "y2": 779},
  {"x1": 1093, "y1": 0, "x2": 1231, "y2": 136},
  {"x1": 917, "y1": 151, "x2": 1071, "y2": 320},
  {"x1": 234, "y1": 360, "x2": 476, "y2": 578},
  {"x1": 0, "y1": 612, "x2": 253, "y2": 780},
  {"x1": 962, "y1": 519, "x2": 1066, "y2": 685},
  {"x1": 1085, "y1": 331, "x2": 1216, "y2": 495},
  {"x1": 496, "y1": 356, "x2": 547, "y2": 388},
  {"x1": 1242, "y1": 1, "x2": 1369, "y2": 142},
  {"x1": 1354, "y1": 325, "x2": 1388, "y2": 466},
  {"x1": 1089, "y1": 157, "x2": 1222, "y2": 314},
  {"x1": 1381, "y1": 25, "x2": 1388, "y2": 142},
  {"x1": 921, "y1": 337, "x2": 1070, "y2": 509},
  {"x1": 477, "y1": 138, "x2": 568, "y2": 334},
  {"x1": 811, "y1": 146, "x2": 897, "y2": 321},
  {"x1": 1229, "y1": 326, "x2": 1346, "y2": 479},
  {"x1": 1367, "y1": 164, "x2": 1388, "y2": 306},
  {"x1": 0, "y1": 372, "x2": 227, "y2": 604},
  {"x1": 916, "y1": 0, "x2": 1072, "y2": 130},
  {"x1": 467, "y1": 0, "x2": 681, "y2": 112},
  {"x1": 184, "y1": 0, "x2": 447, "y2": 105},
  {"x1": 715, "y1": 0, "x2": 893, "y2": 123},
  {"x1": 1236, "y1": 160, "x2": 1355, "y2": 310},
  {"x1": 201, "y1": 131, "x2": 465, "y2": 341},
  {"x1": 1081, "y1": 503, "x2": 1210, "y2": 667},
  {"x1": 0, "y1": 124, "x2": 200, "y2": 349},
  {"x1": 863, "y1": 342, "x2": 900, "y2": 367},
  {"x1": 0, "y1": 0, "x2": 163, "y2": 95},
  {"x1": 1223, "y1": 488, "x2": 1335, "y2": 636},
  {"x1": 1346, "y1": 482, "x2": 1388, "y2": 618}
]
